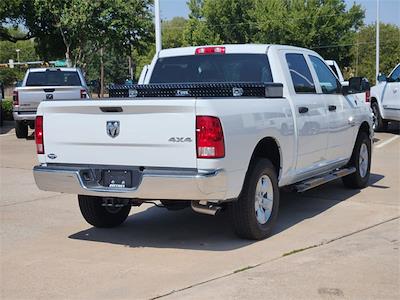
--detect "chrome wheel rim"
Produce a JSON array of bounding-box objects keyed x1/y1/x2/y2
[
  {"x1": 359, "y1": 143, "x2": 369, "y2": 178},
  {"x1": 254, "y1": 175, "x2": 274, "y2": 225}
]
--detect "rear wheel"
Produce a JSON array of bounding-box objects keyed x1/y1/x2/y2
[
  {"x1": 231, "y1": 159, "x2": 279, "y2": 240},
  {"x1": 342, "y1": 131, "x2": 371, "y2": 189},
  {"x1": 15, "y1": 121, "x2": 28, "y2": 138},
  {"x1": 78, "y1": 195, "x2": 131, "y2": 228},
  {"x1": 371, "y1": 102, "x2": 388, "y2": 132}
]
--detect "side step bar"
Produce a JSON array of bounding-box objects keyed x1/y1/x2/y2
[{"x1": 294, "y1": 167, "x2": 356, "y2": 192}]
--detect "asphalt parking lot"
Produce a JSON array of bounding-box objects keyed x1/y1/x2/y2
[{"x1": 1, "y1": 121, "x2": 399, "y2": 300}]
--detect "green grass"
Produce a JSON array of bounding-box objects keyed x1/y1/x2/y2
[
  {"x1": 282, "y1": 244, "x2": 319, "y2": 257},
  {"x1": 233, "y1": 265, "x2": 257, "y2": 274}
]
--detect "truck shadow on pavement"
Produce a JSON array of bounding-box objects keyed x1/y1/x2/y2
[
  {"x1": 69, "y1": 173, "x2": 385, "y2": 251},
  {"x1": 0, "y1": 121, "x2": 14, "y2": 134}
]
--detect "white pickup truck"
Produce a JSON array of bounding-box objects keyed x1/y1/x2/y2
[
  {"x1": 325, "y1": 59, "x2": 370, "y2": 104},
  {"x1": 13, "y1": 68, "x2": 89, "y2": 138},
  {"x1": 370, "y1": 64, "x2": 400, "y2": 131},
  {"x1": 33, "y1": 44, "x2": 373, "y2": 240}
]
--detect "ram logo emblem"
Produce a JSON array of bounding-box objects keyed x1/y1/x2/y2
[{"x1": 106, "y1": 121, "x2": 120, "y2": 138}]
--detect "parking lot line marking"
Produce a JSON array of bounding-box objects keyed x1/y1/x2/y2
[{"x1": 375, "y1": 136, "x2": 399, "y2": 149}]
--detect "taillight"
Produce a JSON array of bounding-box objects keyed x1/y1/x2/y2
[
  {"x1": 365, "y1": 90, "x2": 370, "y2": 102},
  {"x1": 35, "y1": 116, "x2": 44, "y2": 154},
  {"x1": 195, "y1": 46, "x2": 226, "y2": 55},
  {"x1": 196, "y1": 116, "x2": 225, "y2": 158},
  {"x1": 80, "y1": 89, "x2": 87, "y2": 98},
  {"x1": 13, "y1": 90, "x2": 19, "y2": 106}
]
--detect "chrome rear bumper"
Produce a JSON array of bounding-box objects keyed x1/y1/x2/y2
[
  {"x1": 33, "y1": 165, "x2": 227, "y2": 200},
  {"x1": 13, "y1": 111, "x2": 37, "y2": 121}
]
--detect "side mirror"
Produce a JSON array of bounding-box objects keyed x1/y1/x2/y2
[
  {"x1": 345, "y1": 77, "x2": 370, "y2": 95},
  {"x1": 377, "y1": 73, "x2": 387, "y2": 82}
]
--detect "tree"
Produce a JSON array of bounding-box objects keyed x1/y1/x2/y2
[
  {"x1": 202, "y1": 0, "x2": 255, "y2": 43},
  {"x1": 0, "y1": 31, "x2": 38, "y2": 63},
  {"x1": 183, "y1": 0, "x2": 221, "y2": 46},
  {"x1": 0, "y1": 0, "x2": 65, "y2": 59},
  {"x1": 162, "y1": 17, "x2": 187, "y2": 48},
  {"x1": 349, "y1": 23, "x2": 400, "y2": 83},
  {"x1": 254, "y1": 0, "x2": 364, "y2": 66},
  {"x1": 184, "y1": 0, "x2": 365, "y2": 68},
  {"x1": 183, "y1": 0, "x2": 254, "y2": 45},
  {"x1": 1, "y1": 0, "x2": 154, "y2": 67}
]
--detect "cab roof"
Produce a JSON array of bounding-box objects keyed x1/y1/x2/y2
[
  {"x1": 28, "y1": 67, "x2": 80, "y2": 73},
  {"x1": 158, "y1": 44, "x2": 314, "y2": 58}
]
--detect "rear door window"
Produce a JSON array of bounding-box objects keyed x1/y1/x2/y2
[
  {"x1": 26, "y1": 70, "x2": 82, "y2": 86},
  {"x1": 150, "y1": 54, "x2": 273, "y2": 83},
  {"x1": 285, "y1": 53, "x2": 316, "y2": 93}
]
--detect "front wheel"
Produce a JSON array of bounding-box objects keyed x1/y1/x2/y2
[
  {"x1": 371, "y1": 102, "x2": 388, "y2": 132},
  {"x1": 231, "y1": 159, "x2": 280, "y2": 240},
  {"x1": 78, "y1": 195, "x2": 131, "y2": 228},
  {"x1": 342, "y1": 131, "x2": 371, "y2": 189}
]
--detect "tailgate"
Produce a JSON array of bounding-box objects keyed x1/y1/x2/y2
[
  {"x1": 39, "y1": 99, "x2": 197, "y2": 168},
  {"x1": 17, "y1": 86, "x2": 83, "y2": 111}
]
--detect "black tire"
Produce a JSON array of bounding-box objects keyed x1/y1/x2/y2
[
  {"x1": 231, "y1": 159, "x2": 280, "y2": 240},
  {"x1": 15, "y1": 121, "x2": 28, "y2": 138},
  {"x1": 342, "y1": 131, "x2": 371, "y2": 189},
  {"x1": 371, "y1": 102, "x2": 388, "y2": 132},
  {"x1": 78, "y1": 195, "x2": 131, "y2": 228}
]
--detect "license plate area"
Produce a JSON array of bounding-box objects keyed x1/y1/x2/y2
[{"x1": 102, "y1": 169, "x2": 133, "y2": 188}]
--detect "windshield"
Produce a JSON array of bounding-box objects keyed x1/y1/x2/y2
[
  {"x1": 150, "y1": 54, "x2": 273, "y2": 84},
  {"x1": 26, "y1": 70, "x2": 82, "y2": 86}
]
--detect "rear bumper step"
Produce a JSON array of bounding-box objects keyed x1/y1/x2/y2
[{"x1": 33, "y1": 165, "x2": 227, "y2": 200}]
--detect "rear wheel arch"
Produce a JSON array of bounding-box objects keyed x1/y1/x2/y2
[{"x1": 247, "y1": 137, "x2": 282, "y2": 180}]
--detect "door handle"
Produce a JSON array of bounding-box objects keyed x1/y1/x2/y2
[
  {"x1": 298, "y1": 106, "x2": 309, "y2": 114},
  {"x1": 328, "y1": 105, "x2": 337, "y2": 111},
  {"x1": 394, "y1": 88, "x2": 398, "y2": 94}
]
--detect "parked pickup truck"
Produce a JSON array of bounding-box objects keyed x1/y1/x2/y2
[
  {"x1": 325, "y1": 59, "x2": 370, "y2": 104},
  {"x1": 33, "y1": 45, "x2": 372, "y2": 240},
  {"x1": 13, "y1": 68, "x2": 89, "y2": 138},
  {"x1": 370, "y1": 63, "x2": 400, "y2": 131}
]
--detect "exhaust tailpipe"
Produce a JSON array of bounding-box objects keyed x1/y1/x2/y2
[{"x1": 191, "y1": 201, "x2": 221, "y2": 216}]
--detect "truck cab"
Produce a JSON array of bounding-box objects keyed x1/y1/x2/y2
[{"x1": 370, "y1": 63, "x2": 400, "y2": 131}]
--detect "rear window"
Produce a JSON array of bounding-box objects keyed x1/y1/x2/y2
[
  {"x1": 150, "y1": 54, "x2": 273, "y2": 83},
  {"x1": 26, "y1": 70, "x2": 82, "y2": 86},
  {"x1": 285, "y1": 53, "x2": 316, "y2": 93}
]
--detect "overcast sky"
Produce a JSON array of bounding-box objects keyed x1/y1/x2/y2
[{"x1": 159, "y1": 0, "x2": 400, "y2": 26}]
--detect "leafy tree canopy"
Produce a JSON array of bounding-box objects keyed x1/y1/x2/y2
[
  {"x1": 184, "y1": 0, "x2": 365, "y2": 67},
  {"x1": 349, "y1": 23, "x2": 400, "y2": 83}
]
